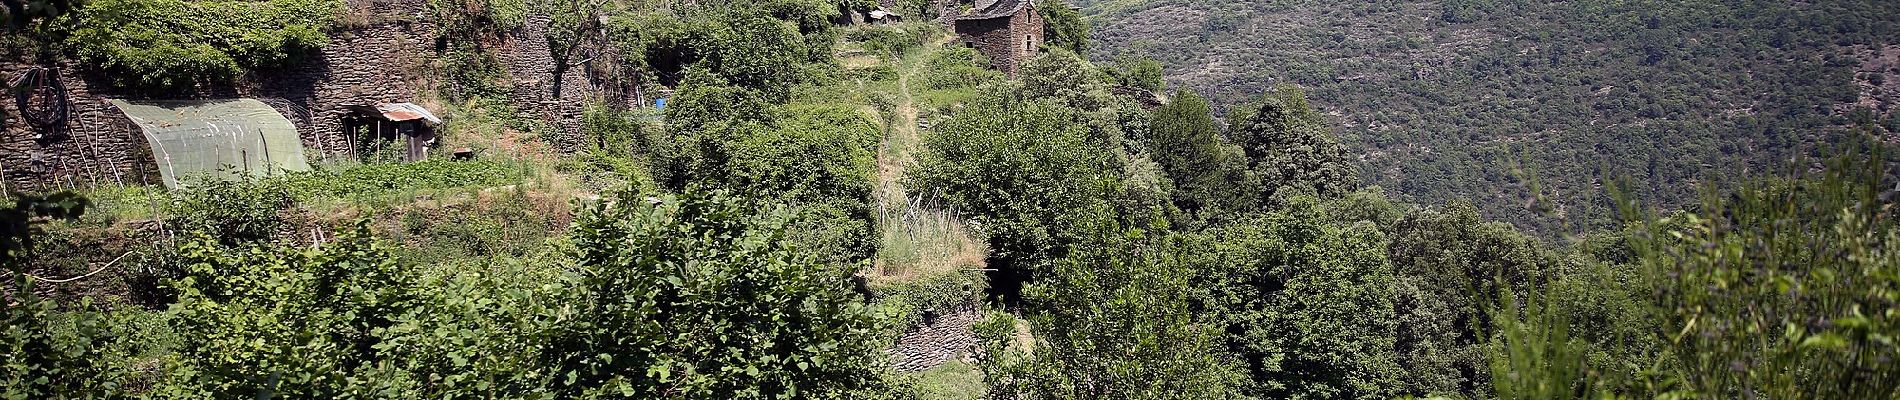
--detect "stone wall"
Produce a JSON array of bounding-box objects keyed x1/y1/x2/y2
[
  {"x1": 503, "y1": 13, "x2": 595, "y2": 153},
  {"x1": 889, "y1": 303, "x2": 982, "y2": 372},
  {"x1": 254, "y1": 0, "x2": 437, "y2": 162},
  {"x1": 0, "y1": 62, "x2": 153, "y2": 193}
]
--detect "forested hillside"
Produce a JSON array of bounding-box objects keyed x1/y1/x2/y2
[
  {"x1": 1082, "y1": 0, "x2": 1900, "y2": 235},
  {"x1": 4, "y1": 0, "x2": 1899, "y2": 399}
]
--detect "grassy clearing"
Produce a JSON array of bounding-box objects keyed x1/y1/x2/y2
[
  {"x1": 872, "y1": 193, "x2": 987, "y2": 283},
  {"x1": 907, "y1": 360, "x2": 985, "y2": 400}
]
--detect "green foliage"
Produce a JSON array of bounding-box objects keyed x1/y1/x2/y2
[
  {"x1": 541, "y1": 0, "x2": 611, "y2": 98},
  {"x1": 1387, "y1": 201, "x2": 1553, "y2": 397},
  {"x1": 1087, "y1": 0, "x2": 1900, "y2": 235},
  {"x1": 550, "y1": 189, "x2": 890, "y2": 398},
  {"x1": 1621, "y1": 145, "x2": 1900, "y2": 398},
  {"x1": 1018, "y1": 50, "x2": 1113, "y2": 111},
  {"x1": 1487, "y1": 290, "x2": 1593, "y2": 400},
  {"x1": 910, "y1": 92, "x2": 1115, "y2": 265},
  {"x1": 1183, "y1": 201, "x2": 1401, "y2": 399},
  {"x1": 573, "y1": 103, "x2": 657, "y2": 189},
  {"x1": 906, "y1": 361, "x2": 984, "y2": 400},
  {"x1": 848, "y1": 24, "x2": 931, "y2": 59},
  {"x1": 1, "y1": 193, "x2": 127, "y2": 400},
  {"x1": 1224, "y1": 85, "x2": 1358, "y2": 201},
  {"x1": 282, "y1": 159, "x2": 530, "y2": 202},
  {"x1": 430, "y1": 0, "x2": 523, "y2": 101},
  {"x1": 386, "y1": 186, "x2": 568, "y2": 265},
  {"x1": 1146, "y1": 90, "x2": 1242, "y2": 215},
  {"x1": 167, "y1": 176, "x2": 293, "y2": 246},
  {"x1": 919, "y1": 47, "x2": 1001, "y2": 91},
  {"x1": 429, "y1": 0, "x2": 524, "y2": 36},
  {"x1": 1037, "y1": 0, "x2": 1088, "y2": 54},
  {"x1": 608, "y1": 7, "x2": 821, "y2": 100},
  {"x1": 582, "y1": 103, "x2": 652, "y2": 160},
  {"x1": 61, "y1": 0, "x2": 339, "y2": 90},
  {"x1": 1, "y1": 295, "x2": 134, "y2": 400},
  {"x1": 976, "y1": 222, "x2": 1250, "y2": 399},
  {"x1": 154, "y1": 223, "x2": 417, "y2": 398},
  {"x1": 658, "y1": 92, "x2": 881, "y2": 263},
  {"x1": 1104, "y1": 56, "x2": 1164, "y2": 92}
]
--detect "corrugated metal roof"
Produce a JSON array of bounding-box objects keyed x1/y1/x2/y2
[{"x1": 347, "y1": 102, "x2": 442, "y2": 124}]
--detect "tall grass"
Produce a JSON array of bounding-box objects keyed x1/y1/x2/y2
[{"x1": 874, "y1": 188, "x2": 986, "y2": 282}]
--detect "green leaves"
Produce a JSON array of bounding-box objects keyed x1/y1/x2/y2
[
  {"x1": 548, "y1": 189, "x2": 889, "y2": 398},
  {"x1": 1622, "y1": 144, "x2": 1900, "y2": 398},
  {"x1": 979, "y1": 221, "x2": 1251, "y2": 400},
  {"x1": 62, "y1": 0, "x2": 339, "y2": 91}
]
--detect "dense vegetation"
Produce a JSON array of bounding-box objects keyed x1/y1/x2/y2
[
  {"x1": 1082, "y1": 0, "x2": 1900, "y2": 236},
  {"x1": 4, "y1": 0, "x2": 1898, "y2": 399}
]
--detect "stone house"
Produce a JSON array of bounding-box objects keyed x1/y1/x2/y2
[{"x1": 953, "y1": 0, "x2": 1044, "y2": 76}]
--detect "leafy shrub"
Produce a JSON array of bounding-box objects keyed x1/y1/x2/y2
[
  {"x1": 849, "y1": 24, "x2": 928, "y2": 59},
  {"x1": 609, "y1": 8, "x2": 817, "y2": 100},
  {"x1": 387, "y1": 186, "x2": 570, "y2": 264},
  {"x1": 153, "y1": 223, "x2": 418, "y2": 398},
  {"x1": 1182, "y1": 201, "x2": 1402, "y2": 399},
  {"x1": 63, "y1": 0, "x2": 340, "y2": 90},
  {"x1": 167, "y1": 176, "x2": 294, "y2": 246},
  {"x1": 280, "y1": 158, "x2": 529, "y2": 201},
  {"x1": 976, "y1": 221, "x2": 1249, "y2": 399},
  {"x1": 1223, "y1": 85, "x2": 1358, "y2": 202},
  {"x1": 1037, "y1": 0, "x2": 1088, "y2": 54},
  {"x1": 659, "y1": 95, "x2": 882, "y2": 263},
  {"x1": 920, "y1": 47, "x2": 1000, "y2": 91},
  {"x1": 910, "y1": 93, "x2": 1115, "y2": 267},
  {"x1": 547, "y1": 189, "x2": 892, "y2": 398},
  {"x1": 1620, "y1": 147, "x2": 1900, "y2": 398}
]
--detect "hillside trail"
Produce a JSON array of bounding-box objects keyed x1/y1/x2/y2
[
  {"x1": 869, "y1": 35, "x2": 989, "y2": 283},
  {"x1": 875, "y1": 44, "x2": 928, "y2": 202}
]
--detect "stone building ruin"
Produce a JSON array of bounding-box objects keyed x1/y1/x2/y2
[{"x1": 953, "y1": 0, "x2": 1044, "y2": 76}]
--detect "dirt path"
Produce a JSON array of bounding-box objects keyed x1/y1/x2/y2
[{"x1": 875, "y1": 52, "x2": 925, "y2": 203}]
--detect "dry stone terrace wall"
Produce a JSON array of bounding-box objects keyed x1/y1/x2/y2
[{"x1": 889, "y1": 303, "x2": 981, "y2": 372}]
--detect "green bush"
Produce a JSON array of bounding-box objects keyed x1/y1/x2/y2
[
  {"x1": 548, "y1": 189, "x2": 893, "y2": 398},
  {"x1": 63, "y1": 0, "x2": 339, "y2": 90},
  {"x1": 1620, "y1": 147, "x2": 1900, "y2": 398},
  {"x1": 920, "y1": 47, "x2": 1001, "y2": 91},
  {"x1": 1182, "y1": 201, "x2": 1402, "y2": 399},
  {"x1": 849, "y1": 25, "x2": 928, "y2": 59},
  {"x1": 280, "y1": 159, "x2": 529, "y2": 201},
  {"x1": 976, "y1": 221, "x2": 1250, "y2": 399},
  {"x1": 154, "y1": 224, "x2": 418, "y2": 398},
  {"x1": 167, "y1": 176, "x2": 294, "y2": 246},
  {"x1": 910, "y1": 92, "x2": 1115, "y2": 266}
]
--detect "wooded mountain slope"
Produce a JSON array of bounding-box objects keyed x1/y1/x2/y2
[{"x1": 1082, "y1": 0, "x2": 1900, "y2": 235}]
